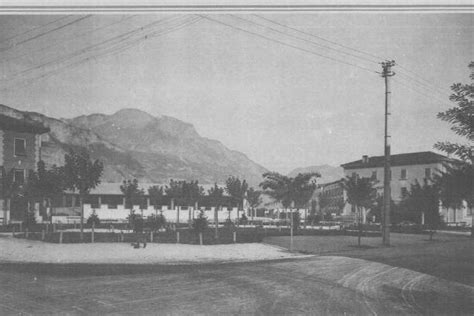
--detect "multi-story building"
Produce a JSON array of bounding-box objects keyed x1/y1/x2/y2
[
  {"x1": 340, "y1": 151, "x2": 470, "y2": 224},
  {"x1": 0, "y1": 114, "x2": 49, "y2": 223}
]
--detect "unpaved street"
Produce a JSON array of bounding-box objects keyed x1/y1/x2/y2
[{"x1": 0, "y1": 255, "x2": 472, "y2": 315}]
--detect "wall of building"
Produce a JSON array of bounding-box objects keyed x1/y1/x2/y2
[
  {"x1": 2, "y1": 130, "x2": 38, "y2": 178},
  {"x1": 343, "y1": 162, "x2": 444, "y2": 203}
]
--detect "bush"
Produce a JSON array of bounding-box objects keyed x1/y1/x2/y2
[
  {"x1": 146, "y1": 213, "x2": 166, "y2": 232},
  {"x1": 192, "y1": 210, "x2": 208, "y2": 233},
  {"x1": 86, "y1": 212, "x2": 100, "y2": 227},
  {"x1": 239, "y1": 213, "x2": 248, "y2": 225}
]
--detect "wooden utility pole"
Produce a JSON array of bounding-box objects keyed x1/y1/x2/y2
[{"x1": 381, "y1": 60, "x2": 395, "y2": 246}]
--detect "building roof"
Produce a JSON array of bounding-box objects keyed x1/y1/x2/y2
[
  {"x1": 340, "y1": 151, "x2": 454, "y2": 170},
  {"x1": 0, "y1": 114, "x2": 50, "y2": 134},
  {"x1": 81, "y1": 182, "x2": 228, "y2": 196}
]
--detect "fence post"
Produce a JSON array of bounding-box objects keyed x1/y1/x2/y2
[
  {"x1": 199, "y1": 232, "x2": 203, "y2": 245},
  {"x1": 233, "y1": 231, "x2": 236, "y2": 243},
  {"x1": 19, "y1": 222, "x2": 22, "y2": 232},
  {"x1": 12, "y1": 226, "x2": 15, "y2": 237},
  {"x1": 25, "y1": 228, "x2": 29, "y2": 239},
  {"x1": 41, "y1": 229, "x2": 45, "y2": 241},
  {"x1": 176, "y1": 231, "x2": 180, "y2": 244},
  {"x1": 120, "y1": 231, "x2": 124, "y2": 242},
  {"x1": 150, "y1": 231, "x2": 154, "y2": 243},
  {"x1": 53, "y1": 223, "x2": 56, "y2": 233},
  {"x1": 59, "y1": 231, "x2": 63, "y2": 244}
]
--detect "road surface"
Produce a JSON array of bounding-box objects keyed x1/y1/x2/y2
[{"x1": 0, "y1": 256, "x2": 472, "y2": 315}]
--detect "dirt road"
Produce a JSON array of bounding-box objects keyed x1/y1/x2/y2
[{"x1": 0, "y1": 256, "x2": 472, "y2": 315}]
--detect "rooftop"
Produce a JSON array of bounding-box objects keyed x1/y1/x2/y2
[
  {"x1": 0, "y1": 114, "x2": 50, "y2": 134},
  {"x1": 341, "y1": 151, "x2": 455, "y2": 170}
]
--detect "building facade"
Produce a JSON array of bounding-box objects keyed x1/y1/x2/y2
[
  {"x1": 340, "y1": 151, "x2": 471, "y2": 224},
  {"x1": 0, "y1": 114, "x2": 49, "y2": 223}
]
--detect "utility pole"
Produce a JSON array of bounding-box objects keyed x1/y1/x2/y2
[{"x1": 381, "y1": 60, "x2": 395, "y2": 246}]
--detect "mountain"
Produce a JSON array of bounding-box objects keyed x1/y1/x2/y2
[
  {"x1": 0, "y1": 104, "x2": 267, "y2": 186},
  {"x1": 287, "y1": 164, "x2": 344, "y2": 184}
]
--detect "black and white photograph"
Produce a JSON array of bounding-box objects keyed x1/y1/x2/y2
[{"x1": 0, "y1": 1, "x2": 472, "y2": 315}]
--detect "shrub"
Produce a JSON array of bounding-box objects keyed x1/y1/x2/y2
[
  {"x1": 192, "y1": 210, "x2": 208, "y2": 233},
  {"x1": 146, "y1": 213, "x2": 166, "y2": 232},
  {"x1": 86, "y1": 212, "x2": 100, "y2": 227}
]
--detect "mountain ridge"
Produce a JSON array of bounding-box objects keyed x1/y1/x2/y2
[{"x1": 0, "y1": 104, "x2": 267, "y2": 186}]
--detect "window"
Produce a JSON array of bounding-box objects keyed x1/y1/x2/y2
[
  {"x1": 401, "y1": 187, "x2": 408, "y2": 197},
  {"x1": 401, "y1": 169, "x2": 407, "y2": 180},
  {"x1": 14, "y1": 138, "x2": 26, "y2": 156},
  {"x1": 371, "y1": 171, "x2": 377, "y2": 180},
  {"x1": 425, "y1": 168, "x2": 431, "y2": 179},
  {"x1": 14, "y1": 169, "x2": 25, "y2": 185}
]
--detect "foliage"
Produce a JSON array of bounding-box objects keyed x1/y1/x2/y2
[
  {"x1": 63, "y1": 150, "x2": 103, "y2": 197},
  {"x1": 147, "y1": 213, "x2": 167, "y2": 232},
  {"x1": 239, "y1": 213, "x2": 248, "y2": 225},
  {"x1": 128, "y1": 211, "x2": 144, "y2": 233},
  {"x1": 225, "y1": 176, "x2": 248, "y2": 208},
  {"x1": 207, "y1": 183, "x2": 225, "y2": 207},
  {"x1": 62, "y1": 150, "x2": 103, "y2": 241},
  {"x1": 435, "y1": 163, "x2": 474, "y2": 212},
  {"x1": 148, "y1": 185, "x2": 165, "y2": 209},
  {"x1": 86, "y1": 212, "x2": 100, "y2": 227},
  {"x1": 120, "y1": 179, "x2": 145, "y2": 209},
  {"x1": 246, "y1": 187, "x2": 261, "y2": 208},
  {"x1": 291, "y1": 211, "x2": 301, "y2": 231},
  {"x1": 401, "y1": 180, "x2": 442, "y2": 229},
  {"x1": 192, "y1": 210, "x2": 208, "y2": 233},
  {"x1": 165, "y1": 179, "x2": 204, "y2": 206},
  {"x1": 259, "y1": 172, "x2": 320, "y2": 208},
  {"x1": 434, "y1": 62, "x2": 473, "y2": 163},
  {"x1": 343, "y1": 175, "x2": 377, "y2": 246}
]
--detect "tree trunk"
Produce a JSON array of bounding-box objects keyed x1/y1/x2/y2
[
  {"x1": 80, "y1": 196, "x2": 84, "y2": 242},
  {"x1": 358, "y1": 206, "x2": 362, "y2": 247},
  {"x1": 214, "y1": 206, "x2": 219, "y2": 240},
  {"x1": 470, "y1": 206, "x2": 473, "y2": 238}
]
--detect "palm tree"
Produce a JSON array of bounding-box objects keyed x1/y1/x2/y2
[
  {"x1": 260, "y1": 172, "x2": 320, "y2": 229},
  {"x1": 343, "y1": 175, "x2": 377, "y2": 246}
]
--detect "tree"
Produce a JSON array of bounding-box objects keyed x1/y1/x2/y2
[
  {"x1": 225, "y1": 176, "x2": 248, "y2": 208},
  {"x1": 165, "y1": 180, "x2": 204, "y2": 206},
  {"x1": 260, "y1": 172, "x2": 320, "y2": 230},
  {"x1": 434, "y1": 62, "x2": 473, "y2": 163},
  {"x1": 120, "y1": 179, "x2": 144, "y2": 210},
  {"x1": 343, "y1": 175, "x2": 377, "y2": 246},
  {"x1": 86, "y1": 211, "x2": 100, "y2": 227},
  {"x1": 246, "y1": 187, "x2": 261, "y2": 218},
  {"x1": 63, "y1": 150, "x2": 103, "y2": 242},
  {"x1": 434, "y1": 62, "x2": 474, "y2": 236},
  {"x1": 148, "y1": 185, "x2": 165, "y2": 210},
  {"x1": 208, "y1": 183, "x2": 225, "y2": 208},
  {"x1": 192, "y1": 210, "x2": 208, "y2": 234},
  {"x1": 401, "y1": 179, "x2": 441, "y2": 240},
  {"x1": 26, "y1": 161, "x2": 64, "y2": 221}
]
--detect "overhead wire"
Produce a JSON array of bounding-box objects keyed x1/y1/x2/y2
[
  {"x1": 1, "y1": 15, "x2": 138, "y2": 64},
  {"x1": 392, "y1": 77, "x2": 449, "y2": 106},
  {"x1": 200, "y1": 15, "x2": 378, "y2": 74},
  {"x1": 0, "y1": 15, "x2": 71, "y2": 45},
  {"x1": 1, "y1": 16, "x2": 203, "y2": 91},
  {"x1": 0, "y1": 15, "x2": 92, "y2": 53},
  {"x1": 232, "y1": 14, "x2": 380, "y2": 66},
  {"x1": 253, "y1": 14, "x2": 386, "y2": 63}
]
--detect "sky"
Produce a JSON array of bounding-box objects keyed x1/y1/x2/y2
[{"x1": 0, "y1": 12, "x2": 472, "y2": 174}]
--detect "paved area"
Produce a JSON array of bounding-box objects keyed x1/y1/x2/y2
[{"x1": 0, "y1": 256, "x2": 472, "y2": 315}]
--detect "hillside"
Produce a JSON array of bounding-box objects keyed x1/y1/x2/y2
[{"x1": 0, "y1": 105, "x2": 267, "y2": 186}]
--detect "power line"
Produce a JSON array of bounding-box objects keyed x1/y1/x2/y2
[
  {"x1": 253, "y1": 14, "x2": 386, "y2": 62},
  {"x1": 231, "y1": 14, "x2": 379, "y2": 66},
  {"x1": 1, "y1": 15, "x2": 138, "y2": 64},
  {"x1": 392, "y1": 77, "x2": 449, "y2": 106},
  {"x1": 0, "y1": 15, "x2": 71, "y2": 45},
  {"x1": 3, "y1": 16, "x2": 181, "y2": 81},
  {"x1": 200, "y1": 15, "x2": 378, "y2": 74},
  {"x1": 1, "y1": 16, "x2": 203, "y2": 91},
  {"x1": 0, "y1": 15, "x2": 92, "y2": 53},
  {"x1": 396, "y1": 70, "x2": 452, "y2": 101},
  {"x1": 397, "y1": 63, "x2": 452, "y2": 93}
]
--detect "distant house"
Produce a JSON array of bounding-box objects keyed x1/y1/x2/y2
[
  {"x1": 313, "y1": 179, "x2": 345, "y2": 217},
  {"x1": 340, "y1": 151, "x2": 470, "y2": 224},
  {"x1": 0, "y1": 114, "x2": 50, "y2": 223}
]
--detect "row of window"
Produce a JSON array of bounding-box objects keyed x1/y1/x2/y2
[{"x1": 352, "y1": 168, "x2": 431, "y2": 181}]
